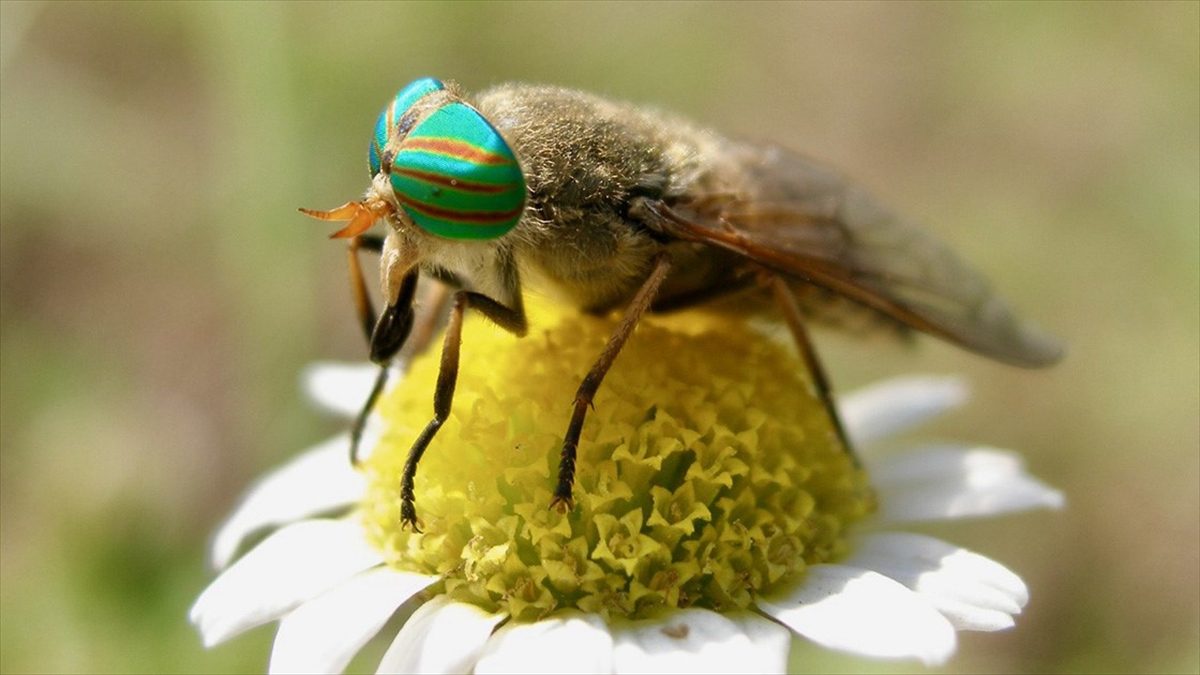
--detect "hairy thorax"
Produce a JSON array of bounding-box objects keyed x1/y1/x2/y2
[{"x1": 476, "y1": 84, "x2": 747, "y2": 312}]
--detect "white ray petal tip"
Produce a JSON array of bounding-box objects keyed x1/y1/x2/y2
[
  {"x1": 993, "y1": 614, "x2": 1017, "y2": 629},
  {"x1": 872, "y1": 446, "x2": 1067, "y2": 522},
  {"x1": 1041, "y1": 486, "x2": 1067, "y2": 510},
  {"x1": 854, "y1": 375, "x2": 969, "y2": 407},
  {"x1": 207, "y1": 437, "x2": 366, "y2": 570},
  {"x1": 841, "y1": 375, "x2": 971, "y2": 446},
  {"x1": 758, "y1": 565, "x2": 956, "y2": 667},
  {"x1": 843, "y1": 532, "x2": 1034, "y2": 633},
  {"x1": 301, "y1": 362, "x2": 374, "y2": 415},
  {"x1": 894, "y1": 375, "x2": 969, "y2": 402},
  {"x1": 191, "y1": 520, "x2": 384, "y2": 648},
  {"x1": 189, "y1": 598, "x2": 235, "y2": 648}
]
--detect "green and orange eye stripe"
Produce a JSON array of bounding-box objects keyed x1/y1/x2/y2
[
  {"x1": 369, "y1": 77, "x2": 444, "y2": 177},
  {"x1": 369, "y1": 78, "x2": 526, "y2": 240}
]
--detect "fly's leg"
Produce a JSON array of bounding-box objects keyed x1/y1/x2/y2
[
  {"x1": 303, "y1": 197, "x2": 418, "y2": 466},
  {"x1": 403, "y1": 281, "x2": 454, "y2": 360},
  {"x1": 349, "y1": 367, "x2": 391, "y2": 465},
  {"x1": 345, "y1": 235, "x2": 455, "y2": 466},
  {"x1": 347, "y1": 235, "x2": 383, "y2": 342},
  {"x1": 398, "y1": 290, "x2": 527, "y2": 532},
  {"x1": 348, "y1": 261, "x2": 418, "y2": 466},
  {"x1": 345, "y1": 233, "x2": 419, "y2": 465},
  {"x1": 397, "y1": 292, "x2": 464, "y2": 532},
  {"x1": 347, "y1": 283, "x2": 450, "y2": 466},
  {"x1": 346, "y1": 234, "x2": 390, "y2": 465},
  {"x1": 357, "y1": 234, "x2": 384, "y2": 253},
  {"x1": 769, "y1": 276, "x2": 856, "y2": 461},
  {"x1": 551, "y1": 252, "x2": 673, "y2": 512}
]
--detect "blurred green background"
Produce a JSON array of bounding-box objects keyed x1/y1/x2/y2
[{"x1": 1, "y1": 2, "x2": 1196, "y2": 673}]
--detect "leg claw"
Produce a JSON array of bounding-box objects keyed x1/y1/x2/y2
[
  {"x1": 549, "y1": 493, "x2": 575, "y2": 513},
  {"x1": 400, "y1": 502, "x2": 424, "y2": 534}
]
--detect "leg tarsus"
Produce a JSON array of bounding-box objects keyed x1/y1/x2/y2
[
  {"x1": 392, "y1": 284, "x2": 528, "y2": 529},
  {"x1": 397, "y1": 292, "x2": 468, "y2": 529},
  {"x1": 349, "y1": 365, "x2": 390, "y2": 465},
  {"x1": 551, "y1": 252, "x2": 673, "y2": 511}
]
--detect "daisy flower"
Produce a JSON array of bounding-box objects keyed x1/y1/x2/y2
[{"x1": 191, "y1": 304, "x2": 1063, "y2": 673}]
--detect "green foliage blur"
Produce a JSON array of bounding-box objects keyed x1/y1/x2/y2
[{"x1": 1, "y1": 2, "x2": 1196, "y2": 673}]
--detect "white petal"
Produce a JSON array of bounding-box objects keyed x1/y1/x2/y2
[
  {"x1": 191, "y1": 519, "x2": 384, "y2": 647},
  {"x1": 376, "y1": 595, "x2": 505, "y2": 675},
  {"x1": 757, "y1": 564, "x2": 956, "y2": 666},
  {"x1": 840, "y1": 376, "x2": 968, "y2": 448},
  {"x1": 270, "y1": 566, "x2": 438, "y2": 674},
  {"x1": 211, "y1": 436, "x2": 366, "y2": 569},
  {"x1": 303, "y1": 362, "x2": 405, "y2": 419},
  {"x1": 844, "y1": 532, "x2": 1028, "y2": 631},
  {"x1": 869, "y1": 445, "x2": 1065, "y2": 522},
  {"x1": 302, "y1": 362, "x2": 387, "y2": 418},
  {"x1": 474, "y1": 611, "x2": 614, "y2": 675},
  {"x1": 611, "y1": 608, "x2": 790, "y2": 675}
]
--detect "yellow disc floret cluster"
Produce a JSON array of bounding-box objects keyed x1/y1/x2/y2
[{"x1": 361, "y1": 300, "x2": 874, "y2": 621}]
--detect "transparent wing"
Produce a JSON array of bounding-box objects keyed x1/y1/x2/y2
[{"x1": 644, "y1": 147, "x2": 1063, "y2": 367}]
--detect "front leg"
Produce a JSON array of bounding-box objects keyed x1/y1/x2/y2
[
  {"x1": 551, "y1": 252, "x2": 673, "y2": 511},
  {"x1": 349, "y1": 268, "x2": 418, "y2": 465},
  {"x1": 399, "y1": 289, "x2": 527, "y2": 531}
]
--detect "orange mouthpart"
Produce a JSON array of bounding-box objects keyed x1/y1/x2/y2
[{"x1": 299, "y1": 199, "x2": 394, "y2": 239}]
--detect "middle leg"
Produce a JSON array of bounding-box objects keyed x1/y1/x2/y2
[
  {"x1": 551, "y1": 252, "x2": 673, "y2": 511},
  {"x1": 398, "y1": 289, "x2": 527, "y2": 531}
]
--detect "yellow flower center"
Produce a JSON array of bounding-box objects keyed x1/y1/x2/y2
[{"x1": 361, "y1": 300, "x2": 874, "y2": 621}]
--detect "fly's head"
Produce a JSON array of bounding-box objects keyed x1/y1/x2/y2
[{"x1": 302, "y1": 78, "x2": 528, "y2": 294}]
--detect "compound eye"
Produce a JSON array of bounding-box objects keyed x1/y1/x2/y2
[
  {"x1": 368, "y1": 77, "x2": 446, "y2": 177},
  {"x1": 388, "y1": 102, "x2": 526, "y2": 240}
]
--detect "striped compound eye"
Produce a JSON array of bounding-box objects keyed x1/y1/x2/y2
[
  {"x1": 390, "y1": 103, "x2": 526, "y2": 240},
  {"x1": 369, "y1": 79, "x2": 527, "y2": 241},
  {"x1": 368, "y1": 77, "x2": 444, "y2": 177}
]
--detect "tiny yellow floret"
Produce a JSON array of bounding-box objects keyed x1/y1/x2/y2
[{"x1": 362, "y1": 300, "x2": 873, "y2": 621}]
